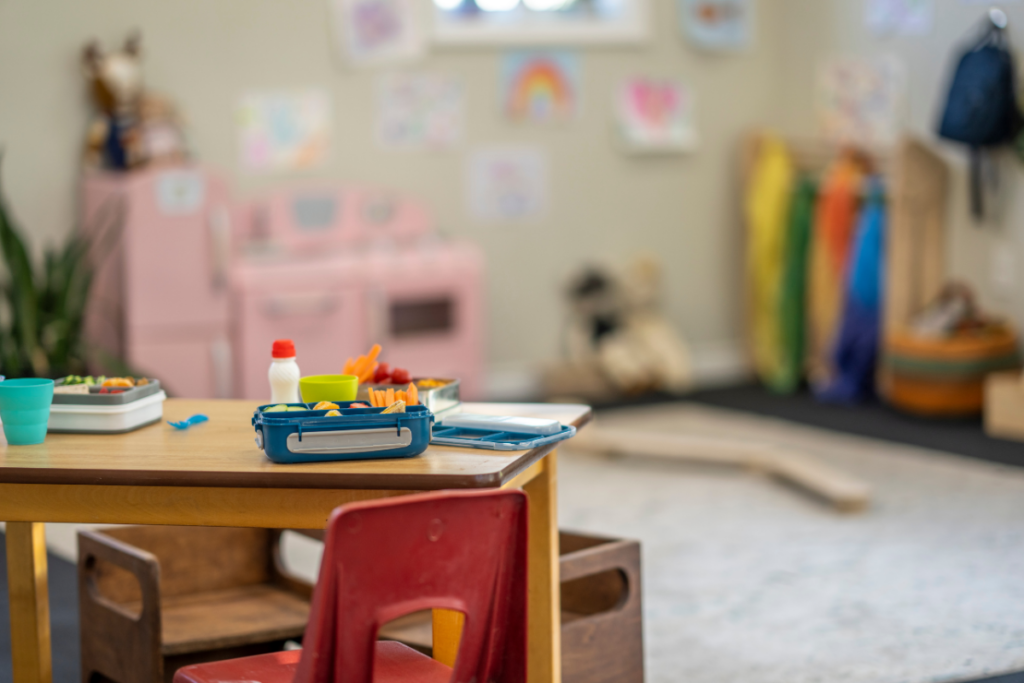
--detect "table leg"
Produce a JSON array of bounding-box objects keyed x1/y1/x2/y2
[
  {"x1": 6, "y1": 522, "x2": 52, "y2": 683},
  {"x1": 523, "y1": 451, "x2": 561, "y2": 683},
  {"x1": 431, "y1": 608, "x2": 465, "y2": 666}
]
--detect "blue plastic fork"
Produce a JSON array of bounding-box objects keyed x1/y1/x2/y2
[{"x1": 167, "y1": 414, "x2": 209, "y2": 430}]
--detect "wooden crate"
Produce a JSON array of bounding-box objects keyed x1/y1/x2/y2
[
  {"x1": 985, "y1": 371, "x2": 1024, "y2": 441},
  {"x1": 376, "y1": 530, "x2": 647, "y2": 681},
  {"x1": 560, "y1": 531, "x2": 644, "y2": 683}
]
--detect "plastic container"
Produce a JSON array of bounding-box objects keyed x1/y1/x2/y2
[
  {"x1": 299, "y1": 374, "x2": 358, "y2": 404},
  {"x1": 48, "y1": 390, "x2": 167, "y2": 434},
  {"x1": 252, "y1": 401, "x2": 434, "y2": 464},
  {"x1": 430, "y1": 421, "x2": 576, "y2": 451},
  {"x1": 269, "y1": 339, "x2": 301, "y2": 404},
  {"x1": 52, "y1": 380, "x2": 164, "y2": 406}
]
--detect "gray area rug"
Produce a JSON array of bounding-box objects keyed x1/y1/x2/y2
[{"x1": 559, "y1": 403, "x2": 1024, "y2": 683}]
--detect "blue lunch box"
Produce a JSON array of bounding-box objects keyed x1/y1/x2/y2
[{"x1": 252, "y1": 401, "x2": 434, "y2": 464}]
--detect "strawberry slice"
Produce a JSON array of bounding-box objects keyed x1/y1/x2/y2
[{"x1": 373, "y1": 363, "x2": 392, "y2": 383}]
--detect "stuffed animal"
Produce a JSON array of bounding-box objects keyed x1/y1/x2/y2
[
  {"x1": 82, "y1": 32, "x2": 188, "y2": 170},
  {"x1": 563, "y1": 255, "x2": 692, "y2": 394}
]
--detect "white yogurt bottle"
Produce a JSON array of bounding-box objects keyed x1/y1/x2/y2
[{"x1": 269, "y1": 339, "x2": 301, "y2": 404}]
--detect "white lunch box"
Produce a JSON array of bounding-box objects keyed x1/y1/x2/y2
[{"x1": 47, "y1": 390, "x2": 167, "y2": 434}]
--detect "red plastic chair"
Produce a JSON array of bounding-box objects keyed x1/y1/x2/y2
[{"x1": 173, "y1": 489, "x2": 528, "y2": 683}]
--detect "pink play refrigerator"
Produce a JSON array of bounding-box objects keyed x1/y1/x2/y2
[{"x1": 81, "y1": 166, "x2": 235, "y2": 399}]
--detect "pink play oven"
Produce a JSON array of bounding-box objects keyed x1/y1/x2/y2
[
  {"x1": 82, "y1": 168, "x2": 485, "y2": 401},
  {"x1": 233, "y1": 184, "x2": 484, "y2": 400}
]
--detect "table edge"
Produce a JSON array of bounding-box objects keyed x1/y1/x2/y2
[{"x1": 0, "y1": 406, "x2": 592, "y2": 490}]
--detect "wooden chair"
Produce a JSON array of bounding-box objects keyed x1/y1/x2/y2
[
  {"x1": 361, "y1": 530, "x2": 647, "y2": 683},
  {"x1": 173, "y1": 489, "x2": 528, "y2": 683},
  {"x1": 78, "y1": 526, "x2": 317, "y2": 683},
  {"x1": 560, "y1": 532, "x2": 644, "y2": 683}
]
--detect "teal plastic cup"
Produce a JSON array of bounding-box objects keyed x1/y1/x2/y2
[{"x1": 0, "y1": 378, "x2": 55, "y2": 445}]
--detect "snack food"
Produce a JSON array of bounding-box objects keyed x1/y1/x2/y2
[
  {"x1": 54, "y1": 384, "x2": 91, "y2": 395},
  {"x1": 342, "y1": 344, "x2": 382, "y2": 383},
  {"x1": 367, "y1": 383, "x2": 419, "y2": 407},
  {"x1": 313, "y1": 401, "x2": 339, "y2": 411},
  {"x1": 324, "y1": 410, "x2": 342, "y2": 417},
  {"x1": 102, "y1": 377, "x2": 135, "y2": 388},
  {"x1": 60, "y1": 375, "x2": 105, "y2": 386},
  {"x1": 381, "y1": 400, "x2": 406, "y2": 414}
]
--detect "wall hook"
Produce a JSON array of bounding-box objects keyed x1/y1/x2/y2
[{"x1": 990, "y1": 7, "x2": 1008, "y2": 29}]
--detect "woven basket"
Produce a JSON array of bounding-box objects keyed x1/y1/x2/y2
[{"x1": 881, "y1": 326, "x2": 1020, "y2": 416}]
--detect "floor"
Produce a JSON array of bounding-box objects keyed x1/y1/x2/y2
[
  {"x1": 3, "y1": 386, "x2": 1024, "y2": 683},
  {"x1": 560, "y1": 401, "x2": 1024, "y2": 683}
]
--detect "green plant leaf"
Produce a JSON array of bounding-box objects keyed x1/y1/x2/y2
[{"x1": 0, "y1": 153, "x2": 118, "y2": 378}]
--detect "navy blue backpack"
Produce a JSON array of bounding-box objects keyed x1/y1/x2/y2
[{"x1": 938, "y1": 18, "x2": 1022, "y2": 218}]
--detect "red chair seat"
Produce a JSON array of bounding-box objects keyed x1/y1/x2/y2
[{"x1": 174, "y1": 641, "x2": 453, "y2": 683}]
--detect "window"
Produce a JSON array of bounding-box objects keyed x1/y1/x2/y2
[{"x1": 432, "y1": 0, "x2": 649, "y2": 44}]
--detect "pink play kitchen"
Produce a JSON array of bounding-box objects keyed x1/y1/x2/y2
[{"x1": 80, "y1": 165, "x2": 485, "y2": 400}]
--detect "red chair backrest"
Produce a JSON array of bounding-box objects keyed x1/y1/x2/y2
[{"x1": 295, "y1": 489, "x2": 528, "y2": 683}]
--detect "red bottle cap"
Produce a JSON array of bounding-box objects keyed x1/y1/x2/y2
[{"x1": 272, "y1": 339, "x2": 296, "y2": 359}]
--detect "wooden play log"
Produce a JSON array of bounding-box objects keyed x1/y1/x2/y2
[{"x1": 569, "y1": 426, "x2": 870, "y2": 513}]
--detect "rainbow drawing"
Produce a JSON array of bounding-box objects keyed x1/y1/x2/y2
[{"x1": 501, "y1": 51, "x2": 580, "y2": 122}]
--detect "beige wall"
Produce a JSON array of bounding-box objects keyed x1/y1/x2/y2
[
  {"x1": 775, "y1": 0, "x2": 1024, "y2": 335},
  {"x1": 0, "y1": 0, "x2": 783, "y2": 388}
]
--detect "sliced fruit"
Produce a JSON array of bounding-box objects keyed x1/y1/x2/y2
[{"x1": 373, "y1": 363, "x2": 392, "y2": 383}]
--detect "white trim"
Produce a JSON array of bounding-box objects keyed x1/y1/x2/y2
[
  {"x1": 688, "y1": 338, "x2": 751, "y2": 388},
  {"x1": 482, "y1": 338, "x2": 751, "y2": 402}
]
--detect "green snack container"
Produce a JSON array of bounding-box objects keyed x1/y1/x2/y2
[{"x1": 299, "y1": 374, "x2": 358, "y2": 404}]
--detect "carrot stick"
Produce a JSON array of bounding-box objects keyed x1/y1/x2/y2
[
  {"x1": 365, "y1": 344, "x2": 382, "y2": 365},
  {"x1": 386, "y1": 388, "x2": 395, "y2": 405},
  {"x1": 361, "y1": 362, "x2": 378, "y2": 383},
  {"x1": 408, "y1": 383, "x2": 418, "y2": 406},
  {"x1": 342, "y1": 358, "x2": 355, "y2": 375}
]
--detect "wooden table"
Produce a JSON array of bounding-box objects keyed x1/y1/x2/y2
[{"x1": 0, "y1": 399, "x2": 591, "y2": 683}]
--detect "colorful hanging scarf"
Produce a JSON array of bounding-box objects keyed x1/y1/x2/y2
[
  {"x1": 817, "y1": 177, "x2": 886, "y2": 402},
  {"x1": 807, "y1": 152, "x2": 866, "y2": 390},
  {"x1": 745, "y1": 136, "x2": 795, "y2": 389},
  {"x1": 773, "y1": 176, "x2": 816, "y2": 393}
]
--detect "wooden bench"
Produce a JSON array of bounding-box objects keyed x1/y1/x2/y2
[{"x1": 78, "y1": 526, "x2": 315, "y2": 683}]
